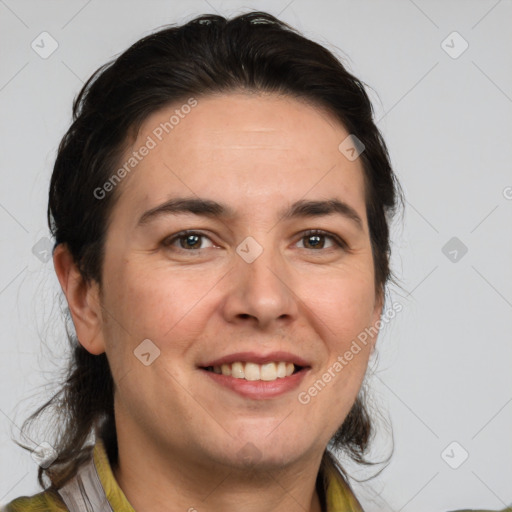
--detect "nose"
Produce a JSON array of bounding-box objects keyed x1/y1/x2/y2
[{"x1": 221, "y1": 241, "x2": 299, "y2": 330}]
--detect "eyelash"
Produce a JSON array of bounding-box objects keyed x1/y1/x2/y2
[{"x1": 161, "y1": 229, "x2": 348, "y2": 252}]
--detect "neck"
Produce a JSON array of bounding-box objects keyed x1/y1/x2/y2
[{"x1": 111, "y1": 426, "x2": 324, "y2": 512}]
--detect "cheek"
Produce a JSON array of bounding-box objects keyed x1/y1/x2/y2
[
  {"x1": 302, "y1": 272, "x2": 377, "y2": 405},
  {"x1": 100, "y1": 266, "x2": 206, "y2": 403},
  {"x1": 103, "y1": 262, "x2": 213, "y2": 350},
  {"x1": 306, "y1": 272, "x2": 377, "y2": 341}
]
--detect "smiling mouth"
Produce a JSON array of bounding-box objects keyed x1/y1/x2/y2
[{"x1": 202, "y1": 361, "x2": 304, "y2": 381}]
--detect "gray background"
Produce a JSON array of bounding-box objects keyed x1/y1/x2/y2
[{"x1": 1, "y1": 1, "x2": 511, "y2": 510}]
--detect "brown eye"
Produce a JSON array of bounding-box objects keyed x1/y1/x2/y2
[
  {"x1": 296, "y1": 230, "x2": 346, "y2": 251},
  {"x1": 180, "y1": 234, "x2": 202, "y2": 249},
  {"x1": 162, "y1": 231, "x2": 214, "y2": 251},
  {"x1": 302, "y1": 234, "x2": 327, "y2": 249}
]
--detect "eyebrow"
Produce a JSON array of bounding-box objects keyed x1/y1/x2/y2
[{"x1": 137, "y1": 197, "x2": 364, "y2": 230}]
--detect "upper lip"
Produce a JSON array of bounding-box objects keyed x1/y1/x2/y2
[{"x1": 200, "y1": 351, "x2": 311, "y2": 368}]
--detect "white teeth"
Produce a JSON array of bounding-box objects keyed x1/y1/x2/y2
[
  {"x1": 207, "y1": 361, "x2": 300, "y2": 381},
  {"x1": 244, "y1": 362, "x2": 261, "y2": 381},
  {"x1": 260, "y1": 362, "x2": 277, "y2": 381},
  {"x1": 231, "y1": 361, "x2": 245, "y2": 379},
  {"x1": 276, "y1": 361, "x2": 287, "y2": 378}
]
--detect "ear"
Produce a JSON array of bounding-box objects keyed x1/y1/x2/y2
[
  {"x1": 53, "y1": 243, "x2": 106, "y2": 355},
  {"x1": 369, "y1": 288, "x2": 384, "y2": 354}
]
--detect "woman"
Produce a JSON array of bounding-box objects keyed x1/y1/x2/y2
[{"x1": 2, "y1": 11, "x2": 504, "y2": 512}]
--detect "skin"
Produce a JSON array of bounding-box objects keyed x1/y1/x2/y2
[{"x1": 54, "y1": 92, "x2": 383, "y2": 512}]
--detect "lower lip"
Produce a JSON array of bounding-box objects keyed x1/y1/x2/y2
[{"x1": 201, "y1": 368, "x2": 309, "y2": 400}]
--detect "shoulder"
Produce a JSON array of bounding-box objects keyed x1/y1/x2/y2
[{"x1": 1, "y1": 488, "x2": 67, "y2": 512}]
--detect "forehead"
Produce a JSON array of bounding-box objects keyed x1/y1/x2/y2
[{"x1": 111, "y1": 92, "x2": 368, "y2": 228}]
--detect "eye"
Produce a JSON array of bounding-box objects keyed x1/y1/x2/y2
[
  {"x1": 162, "y1": 231, "x2": 215, "y2": 251},
  {"x1": 296, "y1": 229, "x2": 347, "y2": 251}
]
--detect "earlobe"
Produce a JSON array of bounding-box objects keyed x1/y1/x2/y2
[
  {"x1": 370, "y1": 290, "x2": 384, "y2": 354},
  {"x1": 52, "y1": 243, "x2": 106, "y2": 356}
]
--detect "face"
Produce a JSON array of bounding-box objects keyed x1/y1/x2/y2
[{"x1": 79, "y1": 92, "x2": 382, "y2": 471}]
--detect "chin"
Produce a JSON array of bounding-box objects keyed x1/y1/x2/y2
[{"x1": 215, "y1": 436, "x2": 314, "y2": 472}]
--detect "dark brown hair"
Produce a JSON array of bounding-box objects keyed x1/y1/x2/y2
[{"x1": 16, "y1": 10, "x2": 403, "y2": 490}]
